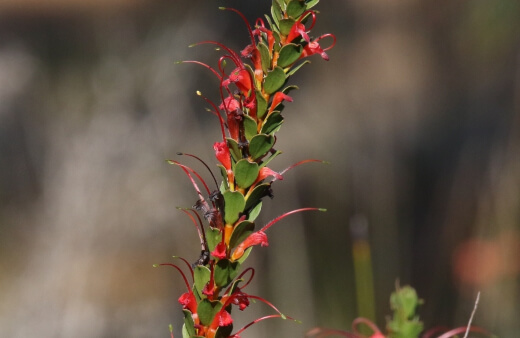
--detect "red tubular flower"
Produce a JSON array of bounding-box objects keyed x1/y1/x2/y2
[
  {"x1": 179, "y1": 291, "x2": 198, "y2": 314},
  {"x1": 231, "y1": 231, "x2": 268, "y2": 261},
  {"x1": 211, "y1": 241, "x2": 227, "y2": 259},
  {"x1": 213, "y1": 141, "x2": 232, "y2": 171},
  {"x1": 301, "y1": 33, "x2": 336, "y2": 61},
  {"x1": 230, "y1": 289, "x2": 250, "y2": 311},
  {"x1": 287, "y1": 21, "x2": 310, "y2": 44},
  {"x1": 222, "y1": 67, "x2": 253, "y2": 97},
  {"x1": 253, "y1": 167, "x2": 283, "y2": 186},
  {"x1": 268, "y1": 92, "x2": 293, "y2": 115}
]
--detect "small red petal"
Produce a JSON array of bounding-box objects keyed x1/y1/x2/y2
[
  {"x1": 218, "y1": 310, "x2": 233, "y2": 326},
  {"x1": 211, "y1": 242, "x2": 227, "y2": 259}
]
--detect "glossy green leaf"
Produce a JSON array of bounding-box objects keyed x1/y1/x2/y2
[
  {"x1": 245, "y1": 183, "x2": 272, "y2": 210},
  {"x1": 287, "y1": 0, "x2": 306, "y2": 19},
  {"x1": 271, "y1": 0, "x2": 282, "y2": 26},
  {"x1": 279, "y1": 18, "x2": 296, "y2": 36},
  {"x1": 234, "y1": 159, "x2": 260, "y2": 189},
  {"x1": 263, "y1": 67, "x2": 286, "y2": 94},
  {"x1": 256, "y1": 90, "x2": 268, "y2": 120},
  {"x1": 214, "y1": 259, "x2": 240, "y2": 288},
  {"x1": 247, "y1": 201, "x2": 262, "y2": 222},
  {"x1": 229, "y1": 220, "x2": 255, "y2": 248},
  {"x1": 278, "y1": 43, "x2": 303, "y2": 68},
  {"x1": 260, "y1": 150, "x2": 282, "y2": 169},
  {"x1": 215, "y1": 324, "x2": 234, "y2": 338},
  {"x1": 264, "y1": 14, "x2": 278, "y2": 33},
  {"x1": 206, "y1": 228, "x2": 222, "y2": 253},
  {"x1": 198, "y1": 299, "x2": 222, "y2": 326},
  {"x1": 226, "y1": 138, "x2": 241, "y2": 162},
  {"x1": 217, "y1": 164, "x2": 228, "y2": 189},
  {"x1": 261, "y1": 111, "x2": 284, "y2": 135},
  {"x1": 183, "y1": 310, "x2": 196, "y2": 338},
  {"x1": 273, "y1": 30, "x2": 282, "y2": 52},
  {"x1": 305, "y1": 0, "x2": 320, "y2": 10},
  {"x1": 223, "y1": 190, "x2": 245, "y2": 224},
  {"x1": 258, "y1": 42, "x2": 271, "y2": 73},
  {"x1": 249, "y1": 134, "x2": 275, "y2": 160},
  {"x1": 194, "y1": 266, "x2": 211, "y2": 299},
  {"x1": 287, "y1": 60, "x2": 310, "y2": 76},
  {"x1": 182, "y1": 323, "x2": 191, "y2": 338},
  {"x1": 243, "y1": 115, "x2": 258, "y2": 141}
]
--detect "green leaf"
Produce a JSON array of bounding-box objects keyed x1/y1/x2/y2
[
  {"x1": 194, "y1": 266, "x2": 211, "y2": 298},
  {"x1": 258, "y1": 42, "x2": 271, "y2": 73},
  {"x1": 287, "y1": 0, "x2": 307, "y2": 18},
  {"x1": 217, "y1": 164, "x2": 229, "y2": 189},
  {"x1": 263, "y1": 67, "x2": 286, "y2": 94},
  {"x1": 305, "y1": 0, "x2": 320, "y2": 10},
  {"x1": 247, "y1": 201, "x2": 262, "y2": 222},
  {"x1": 229, "y1": 220, "x2": 255, "y2": 248},
  {"x1": 271, "y1": 0, "x2": 283, "y2": 25},
  {"x1": 243, "y1": 115, "x2": 258, "y2": 141},
  {"x1": 206, "y1": 228, "x2": 222, "y2": 253},
  {"x1": 287, "y1": 60, "x2": 311, "y2": 76},
  {"x1": 273, "y1": 30, "x2": 282, "y2": 52},
  {"x1": 279, "y1": 18, "x2": 296, "y2": 36},
  {"x1": 214, "y1": 259, "x2": 240, "y2": 288},
  {"x1": 245, "y1": 183, "x2": 272, "y2": 210},
  {"x1": 223, "y1": 190, "x2": 245, "y2": 224},
  {"x1": 249, "y1": 134, "x2": 275, "y2": 160},
  {"x1": 260, "y1": 150, "x2": 282, "y2": 168},
  {"x1": 264, "y1": 14, "x2": 278, "y2": 33},
  {"x1": 256, "y1": 91, "x2": 268, "y2": 120},
  {"x1": 182, "y1": 311, "x2": 196, "y2": 338},
  {"x1": 182, "y1": 323, "x2": 191, "y2": 338},
  {"x1": 277, "y1": 43, "x2": 303, "y2": 68},
  {"x1": 234, "y1": 159, "x2": 260, "y2": 189},
  {"x1": 261, "y1": 111, "x2": 284, "y2": 135},
  {"x1": 215, "y1": 324, "x2": 234, "y2": 338},
  {"x1": 226, "y1": 138, "x2": 241, "y2": 162},
  {"x1": 198, "y1": 299, "x2": 222, "y2": 326}
]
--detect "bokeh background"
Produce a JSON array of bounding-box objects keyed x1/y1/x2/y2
[{"x1": 1, "y1": 0, "x2": 519, "y2": 337}]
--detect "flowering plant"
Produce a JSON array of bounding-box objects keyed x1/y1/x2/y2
[{"x1": 157, "y1": 1, "x2": 335, "y2": 337}]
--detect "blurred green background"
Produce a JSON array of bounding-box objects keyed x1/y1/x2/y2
[{"x1": 0, "y1": 0, "x2": 519, "y2": 337}]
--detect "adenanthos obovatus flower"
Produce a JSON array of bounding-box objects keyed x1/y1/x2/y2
[{"x1": 160, "y1": 1, "x2": 334, "y2": 336}]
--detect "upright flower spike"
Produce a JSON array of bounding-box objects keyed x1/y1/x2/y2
[{"x1": 162, "y1": 1, "x2": 334, "y2": 336}]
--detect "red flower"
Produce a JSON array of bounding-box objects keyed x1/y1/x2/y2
[
  {"x1": 253, "y1": 167, "x2": 283, "y2": 186},
  {"x1": 287, "y1": 21, "x2": 310, "y2": 44},
  {"x1": 268, "y1": 92, "x2": 293, "y2": 115},
  {"x1": 230, "y1": 289, "x2": 250, "y2": 311},
  {"x1": 211, "y1": 241, "x2": 227, "y2": 259},
  {"x1": 301, "y1": 34, "x2": 336, "y2": 61},
  {"x1": 178, "y1": 291, "x2": 197, "y2": 314},
  {"x1": 214, "y1": 141, "x2": 232, "y2": 171},
  {"x1": 231, "y1": 231, "x2": 268, "y2": 260},
  {"x1": 222, "y1": 67, "x2": 253, "y2": 97}
]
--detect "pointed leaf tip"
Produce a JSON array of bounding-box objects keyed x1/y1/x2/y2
[
  {"x1": 281, "y1": 314, "x2": 287, "y2": 320},
  {"x1": 174, "y1": 61, "x2": 183, "y2": 64},
  {"x1": 318, "y1": 208, "x2": 327, "y2": 212},
  {"x1": 169, "y1": 324, "x2": 173, "y2": 333},
  {"x1": 218, "y1": 6, "x2": 226, "y2": 10},
  {"x1": 196, "y1": 90, "x2": 202, "y2": 96},
  {"x1": 153, "y1": 264, "x2": 160, "y2": 267}
]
